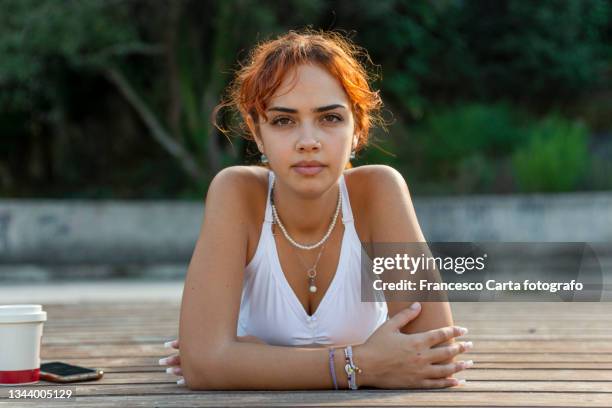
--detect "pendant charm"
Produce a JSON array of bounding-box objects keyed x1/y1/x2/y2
[
  {"x1": 308, "y1": 275, "x2": 317, "y2": 293},
  {"x1": 308, "y1": 269, "x2": 317, "y2": 293}
]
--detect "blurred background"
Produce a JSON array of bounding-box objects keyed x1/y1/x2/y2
[{"x1": 0, "y1": 0, "x2": 610, "y2": 298}]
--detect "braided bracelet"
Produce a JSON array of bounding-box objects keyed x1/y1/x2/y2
[
  {"x1": 328, "y1": 348, "x2": 339, "y2": 390},
  {"x1": 343, "y1": 345, "x2": 362, "y2": 390}
]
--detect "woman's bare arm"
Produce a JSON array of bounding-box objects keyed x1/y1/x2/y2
[
  {"x1": 178, "y1": 166, "x2": 352, "y2": 390},
  {"x1": 362, "y1": 165, "x2": 455, "y2": 334}
]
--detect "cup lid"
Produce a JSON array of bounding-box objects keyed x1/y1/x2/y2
[{"x1": 0, "y1": 305, "x2": 47, "y2": 324}]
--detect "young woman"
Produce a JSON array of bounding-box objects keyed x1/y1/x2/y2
[{"x1": 159, "y1": 30, "x2": 473, "y2": 390}]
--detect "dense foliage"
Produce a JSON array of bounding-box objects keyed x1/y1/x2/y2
[{"x1": 1, "y1": 0, "x2": 610, "y2": 198}]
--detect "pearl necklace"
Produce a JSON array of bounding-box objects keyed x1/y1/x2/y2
[{"x1": 270, "y1": 181, "x2": 342, "y2": 251}]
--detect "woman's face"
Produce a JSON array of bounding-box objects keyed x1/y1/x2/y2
[{"x1": 251, "y1": 63, "x2": 357, "y2": 196}]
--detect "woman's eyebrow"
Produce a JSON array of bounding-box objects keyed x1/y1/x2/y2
[
  {"x1": 314, "y1": 104, "x2": 347, "y2": 113},
  {"x1": 267, "y1": 104, "x2": 347, "y2": 113}
]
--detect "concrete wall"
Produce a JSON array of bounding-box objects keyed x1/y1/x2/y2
[
  {"x1": 0, "y1": 201, "x2": 202, "y2": 264},
  {"x1": 415, "y1": 192, "x2": 612, "y2": 242},
  {"x1": 0, "y1": 192, "x2": 611, "y2": 268}
]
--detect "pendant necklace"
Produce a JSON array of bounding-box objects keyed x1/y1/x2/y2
[
  {"x1": 294, "y1": 242, "x2": 327, "y2": 293},
  {"x1": 270, "y1": 178, "x2": 340, "y2": 292},
  {"x1": 270, "y1": 180, "x2": 341, "y2": 251}
]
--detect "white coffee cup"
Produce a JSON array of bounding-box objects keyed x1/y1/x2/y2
[{"x1": 0, "y1": 305, "x2": 47, "y2": 385}]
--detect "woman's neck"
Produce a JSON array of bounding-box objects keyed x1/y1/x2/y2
[{"x1": 271, "y1": 179, "x2": 341, "y2": 243}]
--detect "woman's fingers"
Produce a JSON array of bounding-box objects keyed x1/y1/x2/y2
[
  {"x1": 421, "y1": 377, "x2": 466, "y2": 388},
  {"x1": 422, "y1": 326, "x2": 468, "y2": 347},
  {"x1": 165, "y1": 366, "x2": 183, "y2": 376},
  {"x1": 426, "y1": 341, "x2": 473, "y2": 363},
  {"x1": 164, "y1": 339, "x2": 179, "y2": 349},
  {"x1": 425, "y1": 360, "x2": 473, "y2": 378},
  {"x1": 158, "y1": 353, "x2": 180, "y2": 367}
]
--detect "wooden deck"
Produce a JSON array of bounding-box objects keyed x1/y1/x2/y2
[{"x1": 2, "y1": 301, "x2": 612, "y2": 407}]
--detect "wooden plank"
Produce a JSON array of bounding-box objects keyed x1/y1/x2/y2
[
  {"x1": 42, "y1": 336, "x2": 173, "y2": 345},
  {"x1": 465, "y1": 353, "x2": 612, "y2": 362},
  {"x1": 452, "y1": 321, "x2": 612, "y2": 329},
  {"x1": 461, "y1": 369, "x2": 612, "y2": 381},
  {"x1": 40, "y1": 344, "x2": 166, "y2": 358},
  {"x1": 475, "y1": 362, "x2": 612, "y2": 369}
]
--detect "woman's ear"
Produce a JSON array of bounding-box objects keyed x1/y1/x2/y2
[
  {"x1": 352, "y1": 134, "x2": 359, "y2": 151},
  {"x1": 246, "y1": 114, "x2": 264, "y2": 153}
]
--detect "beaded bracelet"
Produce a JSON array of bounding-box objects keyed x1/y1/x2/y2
[
  {"x1": 343, "y1": 345, "x2": 362, "y2": 390},
  {"x1": 328, "y1": 348, "x2": 338, "y2": 390}
]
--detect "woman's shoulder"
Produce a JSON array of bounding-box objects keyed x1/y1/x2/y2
[
  {"x1": 344, "y1": 165, "x2": 407, "y2": 243},
  {"x1": 209, "y1": 165, "x2": 269, "y2": 193},
  {"x1": 347, "y1": 164, "x2": 424, "y2": 243},
  {"x1": 207, "y1": 165, "x2": 269, "y2": 219},
  {"x1": 344, "y1": 164, "x2": 405, "y2": 197}
]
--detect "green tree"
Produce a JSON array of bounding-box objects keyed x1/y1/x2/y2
[{"x1": 0, "y1": 0, "x2": 325, "y2": 190}]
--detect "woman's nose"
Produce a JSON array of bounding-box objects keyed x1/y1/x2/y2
[{"x1": 296, "y1": 129, "x2": 321, "y2": 152}]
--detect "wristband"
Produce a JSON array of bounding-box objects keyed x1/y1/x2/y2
[
  {"x1": 343, "y1": 345, "x2": 362, "y2": 390},
  {"x1": 328, "y1": 348, "x2": 339, "y2": 390}
]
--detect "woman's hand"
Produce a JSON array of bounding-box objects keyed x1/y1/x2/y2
[
  {"x1": 159, "y1": 336, "x2": 267, "y2": 384},
  {"x1": 356, "y1": 302, "x2": 473, "y2": 389}
]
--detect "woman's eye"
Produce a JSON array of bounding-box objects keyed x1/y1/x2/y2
[
  {"x1": 322, "y1": 114, "x2": 343, "y2": 123},
  {"x1": 271, "y1": 117, "x2": 294, "y2": 126}
]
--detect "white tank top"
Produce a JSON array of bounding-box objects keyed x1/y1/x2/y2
[{"x1": 237, "y1": 170, "x2": 388, "y2": 347}]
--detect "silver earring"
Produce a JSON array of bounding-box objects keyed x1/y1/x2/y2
[
  {"x1": 350, "y1": 150, "x2": 356, "y2": 160},
  {"x1": 261, "y1": 153, "x2": 269, "y2": 164}
]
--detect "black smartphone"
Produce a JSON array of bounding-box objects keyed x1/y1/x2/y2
[{"x1": 40, "y1": 362, "x2": 104, "y2": 383}]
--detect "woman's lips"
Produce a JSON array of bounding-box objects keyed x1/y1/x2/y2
[{"x1": 292, "y1": 165, "x2": 325, "y2": 175}]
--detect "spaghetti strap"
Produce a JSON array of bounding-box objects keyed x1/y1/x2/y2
[
  {"x1": 339, "y1": 174, "x2": 354, "y2": 224},
  {"x1": 263, "y1": 170, "x2": 275, "y2": 224}
]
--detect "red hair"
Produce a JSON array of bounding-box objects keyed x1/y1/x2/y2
[{"x1": 214, "y1": 29, "x2": 384, "y2": 153}]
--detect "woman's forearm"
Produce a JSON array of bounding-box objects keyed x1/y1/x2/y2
[{"x1": 183, "y1": 340, "x2": 371, "y2": 390}]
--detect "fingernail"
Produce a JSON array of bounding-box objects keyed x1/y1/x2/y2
[
  {"x1": 458, "y1": 327, "x2": 468, "y2": 336},
  {"x1": 457, "y1": 379, "x2": 467, "y2": 386},
  {"x1": 464, "y1": 341, "x2": 474, "y2": 350},
  {"x1": 410, "y1": 302, "x2": 420, "y2": 310},
  {"x1": 165, "y1": 367, "x2": 175, "y2": 374},
  {"x1": 464, "y1": 360, "x2": 474, "y2": 368},
  {"x1": 158, "y1": 357, "x2": 168, "y2": 366},
  {"x1": 164, "y1": 341, "x2": 174, "y2": 348},
  {"x1": 177, "y1": 378, "x2": 185, "y2": 386}
]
